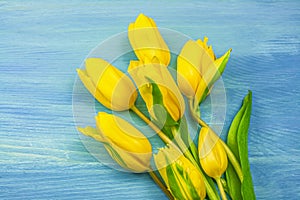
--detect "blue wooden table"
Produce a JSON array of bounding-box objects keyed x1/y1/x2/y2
[{"x1": 1, "y1": 1, "x2": 299, "y2": 199}]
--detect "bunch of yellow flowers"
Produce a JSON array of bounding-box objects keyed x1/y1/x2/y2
[{"x1": 76, "y1": 14, "x2": 255, "y2": 200}]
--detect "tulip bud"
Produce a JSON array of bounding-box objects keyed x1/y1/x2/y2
[
  {"x1": 78, "y1": 112, "x2": 152, "y2": 173},
  {"x1": 154, "y1": 146, "x2": 206, "y2": 200},
  {"x1": 198, "y1": 127, "x2": 228, "y2": 179},
  {"x1": 128, "y1": 13, "x2": 171, "y2": 66},
  {"x1": 77, "y1": 58, "x2": 138, "y2": 111},
  {"x1": 177, "y1": 40, "x2": 205, "y2": 98},
  {"x1": 177, "y1": 37, "x2": 231, "y2": 104},
  {"x1": 128, "y1": 58, "x2": 185, "y2": 123}
]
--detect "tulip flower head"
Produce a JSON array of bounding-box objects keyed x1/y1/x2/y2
[
  {"x1": 78, "y1": 112, "x2": 152, "y2": 173},
  {"x1": 198, "y1": 127, "x2": 228, "y2": 179},
  {"x1": 128, "y1": 57, "x2": 185, "y2": 123},
  {"x1": 128, "y1": 13, "x2": 171, "y2": 67},
  {"x1": 154, "y1": 146, "x2": 206, "y2": 200},
  {"x1": 77, "y1": 58, "x2": 138, "y2": 111},
  {"x1": 177, "y1": 37, "x2": 231, "y2": 105}
]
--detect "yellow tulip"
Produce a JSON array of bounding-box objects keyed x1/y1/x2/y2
[
  {"x1": 177, "y1": 37, "x2": 231, "y2": 103},
  {"x1": 154, "y1": 146, "x2": 206, "y2": 200},
  {"x1": 177, "y1": 40, "x2": 205, "y2": 98},
  {"x1": 198, "y1": 127, "x2": 228, "y2": 179},
  {"x1": 78, "y1": 112, "x2": 152, "y2": 173},
  {"x1": 77, "y1": 58, "x2": 138, "y2": 111},
  {"x1": 128, "y1": 57, "x2": 185, "y2": 122},
  {"x1": 128, "y1": 13, "x2": 170, "y2": 66}
]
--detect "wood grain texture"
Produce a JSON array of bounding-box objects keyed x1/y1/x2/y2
[{"x1": 0, "y1": 0, "x2": 300, "y2": 199}]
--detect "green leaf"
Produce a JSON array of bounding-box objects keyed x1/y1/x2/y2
[
  {"x1": 227, "y1": 101, "x2": 247, "y2": 159},
  {"x1": 198, "y1": 87, "x2": 210, "y2": 104},
  {"x1": 197, "y1": 50, "x2": 231, "y2": 105},
  {"x1": 201, "y1": 165, "x2": 220, "y2": 200},
  {"x1": 145, "y1": 79, "x2": 179, "y2": 140},
  {"x1": 225, "y1": 163, "x2": 242, "y2": 200},
  {"x1": 226, "y1": 91, "x2": 256, "y2": 200},
  {"x1": 151, "y1": 81, "x2": 178, "y2": 126},
  {"x1": 225, "y1": 94, "x2": 247, "y2": 200},
  {"x1": 210, "y1": 49, "x2": 231, "y2": 85},
  {"x1": 238, "y1": 91, "x2": 255, "y2": 200}
]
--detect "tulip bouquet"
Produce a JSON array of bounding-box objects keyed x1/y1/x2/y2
[{"x1": 76, "y1": 14, "x2": 256, "y2": 200}]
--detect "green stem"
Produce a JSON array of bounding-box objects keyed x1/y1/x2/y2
[
  {"x1": 216, "y1": 178, "x2": 228, "y2": 200},
  {"x1": 189, "y1": 100, "x2": 244, "y2": 182},
  {"x1": 131, "y1": 105, "x2": 173, "y2": 145},
  {"x1": 148, "y1": 170, "x2": 174, "y2": 200},
  {"x1": 170, "y1": 127, "x2": 195, "y2": 160},
  {"x1": 131, "y1": 105, "x2": 219, "y2": 200}
]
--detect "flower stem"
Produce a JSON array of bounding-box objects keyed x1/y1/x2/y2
[
  {"x1": 189, "y1": 100, "x2": 244, "y2": 182},
  {"x1": 131, "y1": 105, "x2": 185, "y2": 155},
  {"x1": 216, "y1": 178, "x2": 228, "y2": 200},
  {"x1": 131, "y1": 105, "x2": 172, "y2": 145},
  {"x1": 148, "y1": 170, "x2": 174, "y2": 200},
  {"x1": 131, "y1": 105, "x2": 219, "y2": 200}
]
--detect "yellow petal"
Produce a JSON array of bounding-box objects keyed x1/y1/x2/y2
[
  {"x1": 128, "y1": 60, "x2": 154, "y2": 113},
  {"x1": 198, "y1": 127, "x2": 228, "y2": 179},
  {"x1": 129, "y1": 61, "x2": 185, "y2": 121},
  {"x1": 196, "y1": 36, "x2": 216, "y2": 60},
  {"x1": 193, "y1": 79, "x2": 208, "y2": 107},
  {"x1": 161, "y1": 86, "x2": 182, "y2": 121},
  {"x1": 85, "y1": 58, "x2": 110, "y2": 85},
  {"x1": 97, "y1": 67, "x2": 128, "y2": 102},
  {"x1": 139, "y1": 84, "x2": 154, "y2": 114},
  {"x1": 96, "y1": 112, "x2": 152, "y2": 154},
  {"x1": 135, "y1": 13, "x2": 156, "y2": 28},
  {"x1": 76, "y1": 68, "x2": 112, "y2": 109},
  {"x1": 77, "y1": 126, "x2": 105, "y2": 142},
  {"x1": 84, "y1": 58, "x2": 137, "y2": 110},
  {"x1": 155, "y1": 64, "x2": 185, "y2": 121},
  {"x1": 196, "y1": 37, "x2": 216, "y2": 77},
  {"x1": 104, "y1": 141, "x2": 152, "y2": 173},
  {"x1": 78, "y1": 123, "x2": 152, "y2": 173},
  {"x1": 128, "y1": 60, "x2": 142, "y2": 71},
  {"x1": 128, "y1": 13, "x2": 170, "y2": 66},
  {"x1": 177, "y1": 40, "x2": 203, "y2": 97}
]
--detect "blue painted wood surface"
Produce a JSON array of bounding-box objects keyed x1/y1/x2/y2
[{"x1": 1, "y1": 1, "x2": 300, "y2": 199}]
